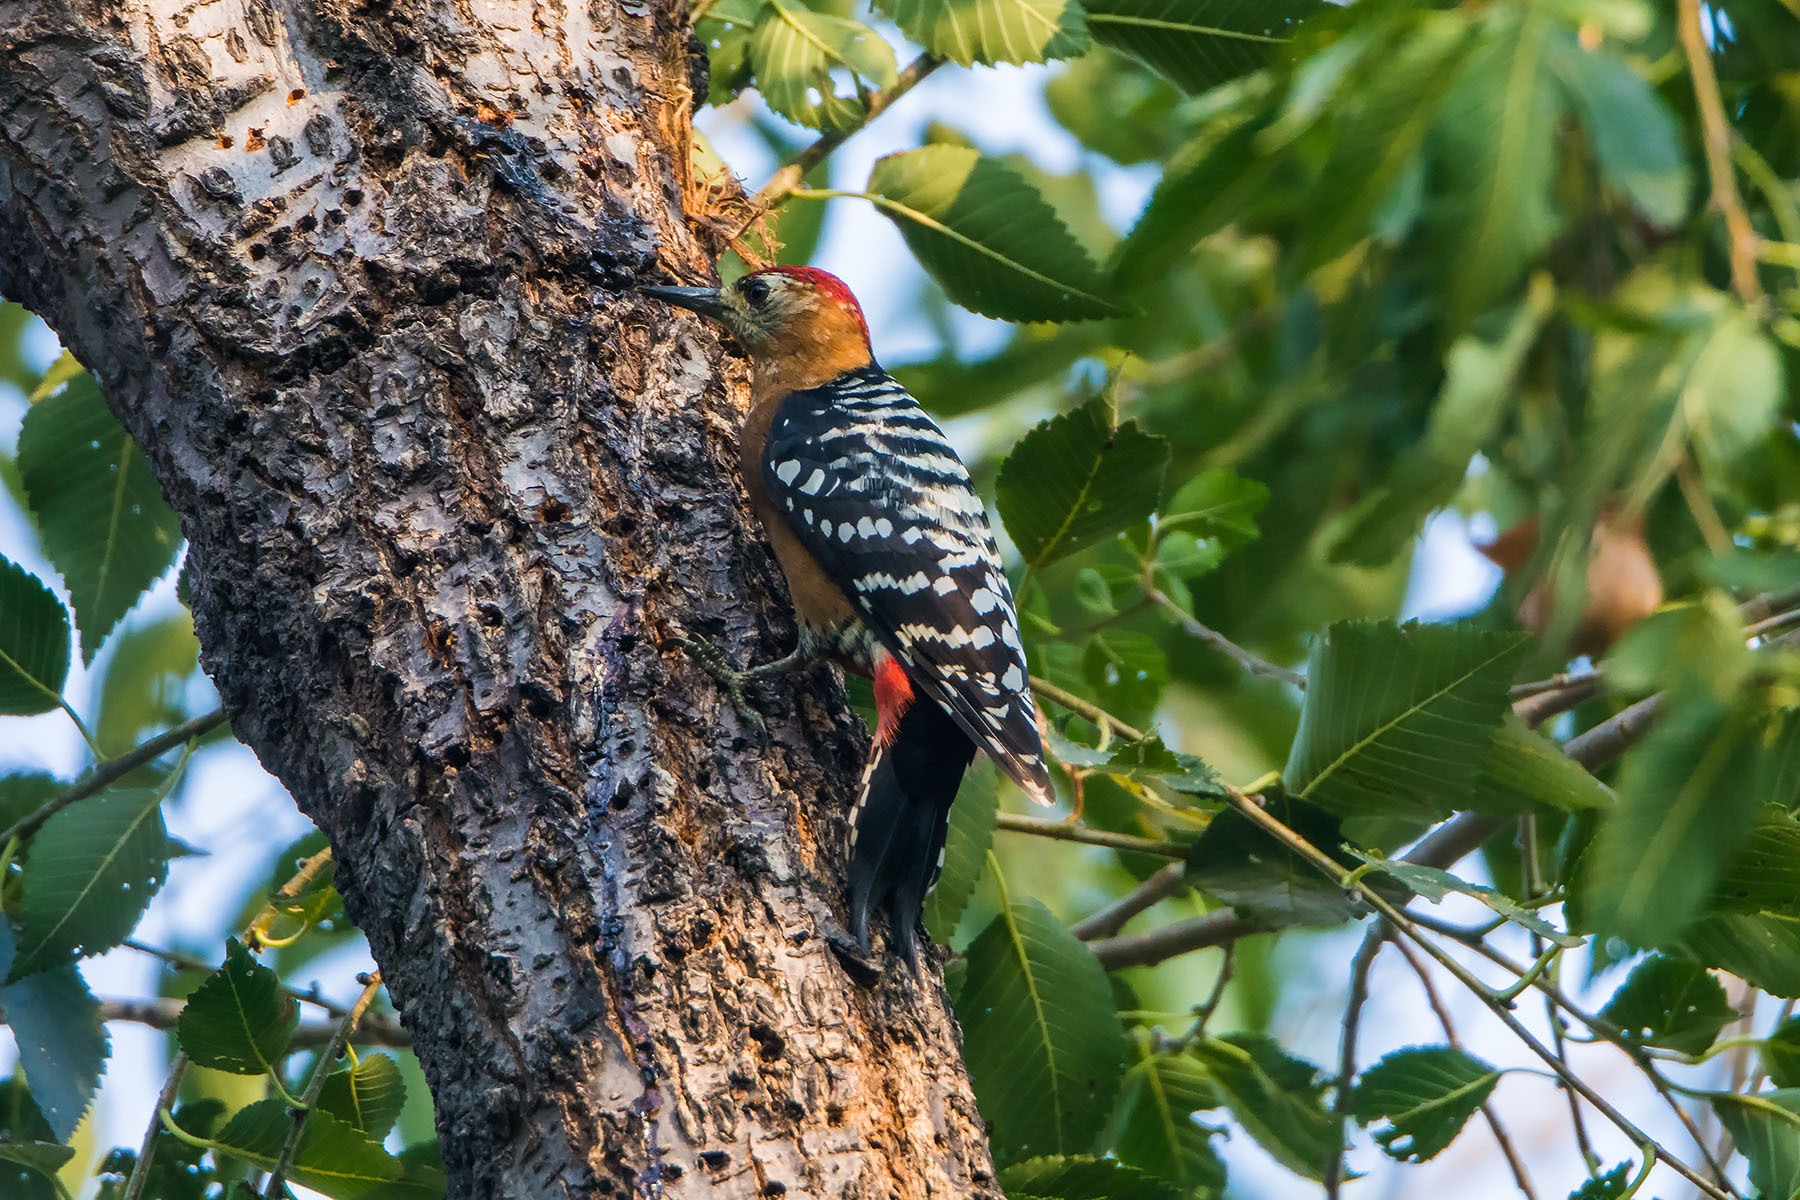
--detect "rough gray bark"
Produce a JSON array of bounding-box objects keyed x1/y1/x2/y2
[{"x1": 0, "y1": 2, "x2": 999, "y2": 1196}]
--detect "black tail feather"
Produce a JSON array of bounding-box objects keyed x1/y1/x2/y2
[{"x1": 847, "y1": 699, "x2": 976, "y2": 968}]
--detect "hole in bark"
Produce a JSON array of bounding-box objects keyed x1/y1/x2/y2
[
  {"x1": 445, "y1": 743, "x2": 470, "y2": 769},
  {"x1": 218, "y1": 134, "x2": 234, "y2": 148},
  {"x1": 825, "y1": 1105, "x2": 844, "y2": 1127},
  {"x1": 245, "y1": 127, "x2": 267, "y2": 152},
  {"x1": 699, "y1": 1151, "x2": 729, "y2": 1172},
  {"x1": 325, "y1": 208, "x2": 345, "y2": 226},
  {"x1": 762, "y1": 1183, "x2": 786, "y2": 1197},
  {"x1": 602, "y1": 513, "x2": 638, "y2": 537},
  {"x1": 538, "y1": 497, "x2": 571, "y2": 523},
  {"x1": 749, "y1": 1024, "x2": 785, "y2": 1061},
  {"x1": 225, "y1": 409, "x2": 250, "y2": 435},
  {"x1": 288, "y1": 87, "x2": 306, "y2": 103},
  {"x1": 298, "y1": 212, "x2": 318, "y2": 233},
  {"x1": 345, "y1": 188, "x2": 365, "y2": 206},
  {"x1": 249, "y1": 243, "x2": 268, "y2": 260}
]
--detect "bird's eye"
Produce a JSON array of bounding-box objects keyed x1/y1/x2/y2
[{"x1": 740, "y1": 276, "x2": 771, "y2": 305}]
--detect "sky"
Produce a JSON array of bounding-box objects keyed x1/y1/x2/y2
[{"x1": 0, "y1": 45, "x2": 1746, "y2": 1200}]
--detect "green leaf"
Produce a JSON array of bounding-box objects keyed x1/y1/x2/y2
[
  {"x1": 0, "y1": 1140, "x2": 73, "y2": 1200},
  {"x1": 1679, "y1": 910, "x2": 1800, "y2": 999},
  {"x1": 318, "y1": 1053, "x2": 408, "y2": 1142},
  {"x1": 923, "y1": 761, "x2": 998, "y2": 944},
  {"x1": 1349, "y1": 855, "x2": 1582, "y2": 947},
  {"x1": 1159, "y1": 467, "x2": 1267, "y2": 550},
  {"x1": 1429, "y1": 7, "x2": 1564, "y2": 327},
  {"x1": 1605, "y1": 593, "x2": 1751, "y2": 702},
  {"x1": 1546, "y1": 32, "x2": 1690, "y2": 227},
  {"x1": 748, "y1": 3, "x2": 897, "y2": 132},
  {"x1": 1581, "y1": 695, "x2": 1769, "y2": 945},
  {"x1": 1568, "y1": 1162, "x2": 1633, "y2": 1200},
  {"x1": 8, "y1": 787, "x2": 169, "y2": 980},
  {"x1": 1185, "y1": 802, "x2": 1358, "y2": 928},
  {"x1": 176, "y1": 937, "x2": 298, "y2": 1076},
  {"x1": 1191, "y1": 1034, "x2": 1337, "y2": 1180},
  {"x1": 1599, "y1": 955, "x2": 1736, "y2": 1056},
  {"x1": 1328, "y1": 278, "x2": 1552, "y2": 566},
  {"x1": 1712, "y1": 1089, "x2": 1800, "y2": 1200},
  {"x1": 1104, "y1": 1035, "x2": 1226, "y2": 1193},
  {"x1": 997, "y1": 1154, "x2": 1189, "y2": 1200},
  {"x1": 1283, "y1": 622, "x2": 1527, "y2": 820},
  {"x1": 997, "y1": 392, "x2": 1169, "y2": 573},
  {"x1": 1352, "y1": 1046, "x2": 1500, "y2": 1163},
  {"x1": 1711, "y1": 810, "x2": 1800, "y2": 916},
  {"x1": 1469, "y1": 718, "x2": 1615, "y2": 815},
  {"x1": 957, "y1": 897, "x2": 1125, "y2": 1164},
  {"x1": 878, "y1": 0, "x2": 1087, "y2": 66},
  {"x1": 0, "y1": 556, "x2": 72, "y2": 716},
  {"x1": 18, "y1": 374, "x2": 182, "y2": 662},
  {"x1": 0, "y1": 774, "x2": 61, "y2": 841},
  {"x1": 1580, "y1": 272, "x2": 1781, "y2": 513},
  {"x1": 1763, "y1": 1016, "x2": 1800, "y2": 1088},
  {"x1": 95, "y1": 614, "x2": 201, "y2": 757},
  {"x1": 0, "y1": 1079, "x2": 58, "y2": 1200},
  {"x1": 1113, "y1": 115, "x2": 1276, "y2": 293},
  {"x1": 1084, "y1": 0, "x2": 1320, "y2": 93},
  {"x1": 94, "y1": 1100, "x2": 227, "y2": 1200},
  {"x1": 865, "y1": 146, "x2": 1128, "y2": 321},
  {"x1": 1082, "y1": 631, "x2": 1168, "y2": 726},
  {"x1": 0, "y1": 922, "x2": 109, "y2": 1141},
  {"x1": 209, "y1": 1099, "x2": 403, "y2": 1199}
]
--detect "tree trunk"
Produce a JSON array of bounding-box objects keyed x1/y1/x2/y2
[{"x1": 0, "y1": 2, "x2": 999, "y2": 1196}]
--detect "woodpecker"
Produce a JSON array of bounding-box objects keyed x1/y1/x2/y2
[{"x1": 640, "y1": 266, "x2": 1055, "y2": 966}]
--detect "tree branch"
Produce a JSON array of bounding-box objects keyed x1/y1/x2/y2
[
  {"x1": 994, "y1": 812, "x2": 1184, "y2": 859},
  {"x1": 0, "y1": 708, "x2": 226, "y2": 846},
  {"x1": 1141, "y1": 579, "x2": 1305, "y2": 687},
  {"x1": 739, "y1": 53, "x2": 944, "y2": 226},
  {"x1": 264, "y1": 972, "x2": 383, "y2": 1199},
  {"x1": 1070, "y1": 863, "x2": 1187, "y2": 941},
  {"x1": 1388, "y1": 938, "x2": 1539, "y2": 1200},
  {"x1": 1324, "y1": 923, "x2": 1388, "y2": 1198},
  {"x1": 97, "y1": 995, "x2": 410, "y2": 1049},
  {"x1": 1679, "y1": 0, "x2": 1765, "y2": 306}
]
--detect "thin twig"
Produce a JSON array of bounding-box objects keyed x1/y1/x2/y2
[
  {"x1": 121, "y1": 938, "x2": 367, "y2": 1022},
  {"x1": 99, "y1": 995, "x2": 410, "y2": 1049},
  {"x1": 1678, "y1": 0, "x2": 1764, "y2": 306},
  {"x1": 122, "y1": 1053, "x2": 189, "y2": 1200},
  {"x1": 1071, "y1": 863, "x2": 1187, "y2": 941},
  {"x1": 737, "y1": 53, "x2": 943, "y2": 230},
  {"x1": 994, "y1": 812, "x2": 1183, "y2": 859},
  {"x1": 1524, "y1": 816, "x2": 1602, "y2": 1176},
  {"x1": 0, "y1": 707, "x2": 227, "y2": 845},
  {"x1": 121, "y1": 842, "x2": 336, "y2": 1198},
  {"x1": 1389, "y1": 938, "x2": 1540, "y2": 1200},
  {"x1": 1461, "y1": 938, "x2": 1740, "y2": 1196},
  {"x1": 1325, "y1": 923, "x2": 1390, "y2": 1198},
  {"x1": 1142, "y1": 579, "x2": 1305, "y2": 687},
  {"x1": 1030, "y1": 675, "x2": 1147, "y2": 741},
  {"x1": 264, "y1": 972, "x2": 383, "y2": 1199},
  {"x1": 1201, "y1": 782, "x2": 1730, "y2": 1196}
]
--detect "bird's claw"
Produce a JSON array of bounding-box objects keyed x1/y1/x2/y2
[{"x1": 673, "y1": 634, "x2": 768, "y2": 728}]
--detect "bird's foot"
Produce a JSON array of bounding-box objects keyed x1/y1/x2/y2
[{"x1": 672, "y1": 636, "x2": 809, "y2": 727}]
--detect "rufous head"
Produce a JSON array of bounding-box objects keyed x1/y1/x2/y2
[{"x1": 639, "y1": 266, "x2": 872, "y2": 371}]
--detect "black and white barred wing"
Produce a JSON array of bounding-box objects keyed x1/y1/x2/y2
[{"x1": 765, "y1": 366, "x2": 1055, "y2": 806}]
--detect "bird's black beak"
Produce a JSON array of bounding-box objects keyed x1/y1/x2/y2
[{"x1": 636, "y1": 283, "x2": 728, "y2": 321}]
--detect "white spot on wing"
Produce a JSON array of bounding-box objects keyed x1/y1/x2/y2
[
  {"x1": 800, "y1": 469, "x2": 826, "y2": 495},
  {"x1": 775, "y1": 460, "x2": 801, "y2": 485}
]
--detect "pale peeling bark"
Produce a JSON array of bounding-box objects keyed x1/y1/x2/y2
[{"x1": 0, "y1": 2, "x2": 998, "y2": 1196}]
